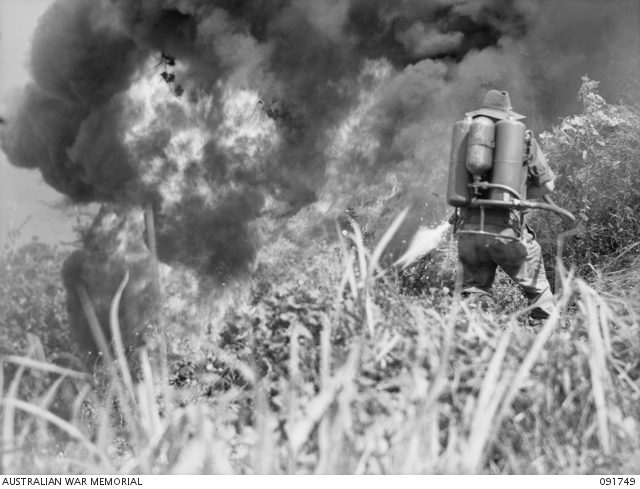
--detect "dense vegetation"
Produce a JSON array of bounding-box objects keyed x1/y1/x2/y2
[
  {"x1": 1, "y1": 78, "x2": 639, "y2": 474},
  {"x1": 532, "y1": 76, "x2": 640, "y2": 279}
]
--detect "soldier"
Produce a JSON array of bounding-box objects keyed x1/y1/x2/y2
[{"x1": 448, "y1": 90, "x2": 556, "y2": 321}]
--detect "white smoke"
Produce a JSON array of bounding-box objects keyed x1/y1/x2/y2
[{"x1": 393, "y1": 221, "x2": 451, "y2": 269}]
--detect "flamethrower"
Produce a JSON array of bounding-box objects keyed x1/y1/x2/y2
[{"x1": 447, "y1": 116, "x2": 575, "y2": 241}]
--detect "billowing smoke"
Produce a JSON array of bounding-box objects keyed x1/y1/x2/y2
[{"x1": 1, "y1": 0, "x2": 639, "y2": 354}]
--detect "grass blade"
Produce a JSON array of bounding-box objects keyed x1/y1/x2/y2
[
  {"x1": 77, "y1": 283, "x2": 114, "y2": 364},
  {"x1": 367, "y1": 207, "x2": 408, "y2": 279},
  {"x1": 1, "y1": 356, "x2": 90, "y2": 381},
  {"x1": 2, "y1": 398, "x2": 110, "y2": 467},
  {"x1": 464, "y1": 324, "x2": 513, "y2": 473},
  {"x1": 578, "y1": 280, "x2": 612, "y2": 454},
  {"x1": 287, "y1": 343, "x2": 360, "y2": 455},
  {"x1": 109, "y1": 270, "x2": 136, "y2": 402}
]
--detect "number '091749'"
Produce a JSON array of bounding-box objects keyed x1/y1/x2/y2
[{"x1": 600, "y1": 478, "x2": 636, "y2": 486}]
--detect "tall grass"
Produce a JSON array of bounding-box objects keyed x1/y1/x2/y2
[{"x1": 1, "y1": 209, "x2": 639, "y2": 474}]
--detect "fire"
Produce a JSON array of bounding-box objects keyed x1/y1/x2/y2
[
  {"x1": 217, "y1": 87, "x2": 279, "y2": 157},
  {"x1": 393, "y1": 221, "x2": 451, "y2": 269},
  {"x1": 123, "y1": 63, "x2": 278, "y2": 212}
]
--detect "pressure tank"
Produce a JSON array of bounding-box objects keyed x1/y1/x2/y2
[
  {"x1": 489, "y1": 118, "x2": 526, "y2": 202},
  {"x1": 465, "y1": 116, "x2": 495, "y2": 176},
  {"x1": 446, "y1": 118, "x2": 471, "y2": 206}
]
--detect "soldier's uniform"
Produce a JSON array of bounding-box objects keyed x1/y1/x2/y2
[{"x1": 456, "y1": 91, "x2": 555, "y2": 320}]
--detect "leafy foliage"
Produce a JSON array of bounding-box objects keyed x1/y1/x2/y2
[
  {"x1": 0, "y1": 239, "x2": 73, "y2": 361},
  {"x1": 534, "y1": 76, "x2": 640, "y2": 274}
]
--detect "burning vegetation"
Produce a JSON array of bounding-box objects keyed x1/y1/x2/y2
[{"x1": 1, "y1": 0, "x2": 640, "y2": 476}]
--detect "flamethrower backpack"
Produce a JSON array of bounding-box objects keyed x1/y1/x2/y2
[{"x1": 446, "y1": 114, "x2": 575, "y2": 240}]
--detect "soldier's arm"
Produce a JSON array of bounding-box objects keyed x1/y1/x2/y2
[
  {"x1": 526, "y1": 138, "x2": 555, "y2": 199},
  {"x1": 527, "y1": 178, "x2": 554, "y2": 198}
]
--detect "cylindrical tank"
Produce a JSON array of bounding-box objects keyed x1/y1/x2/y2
[
  {"x1": 490, "y1": 118, "x2": 526, "y2": 202},
  {"x1": 465, "y1": 116, "x2": 495, "y2": 176},
  {"x1": 446, "y1": 118, "x2": 471, "y2": 206}
]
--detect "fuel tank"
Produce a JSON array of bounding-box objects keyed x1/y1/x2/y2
[
  {"x1": 489, "y1": 118, "x2": 526, "y2": 202},
  {"x1": 465, "y1": 116, "x2": 495, "y2": 176},
  {"x1": 446, "y1": 118, "x2": 472, "y2": 206}
]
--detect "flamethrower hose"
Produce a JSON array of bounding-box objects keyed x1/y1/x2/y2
[
  {"x1": 542, "y1": 194, "x2": 576, "y2": 222},
  {"x1": 467, "y1": 198, "x2": 576, "y2": 222}
]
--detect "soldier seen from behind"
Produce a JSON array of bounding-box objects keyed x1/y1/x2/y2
[{"x1": 447, "y1": 90, "x2": 574, "y2": 323}]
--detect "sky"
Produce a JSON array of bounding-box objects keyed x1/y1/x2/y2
[{"x1": 0, "y1": 0, "x2": 78, "y2": 248}]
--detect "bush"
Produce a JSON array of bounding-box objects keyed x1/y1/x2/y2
[
  {"x1": 533, "y1": 76, "x2": 640, "y2": 276},
  {"x1": 0, "y1": 239, "x2": 74, "y2": 361}
]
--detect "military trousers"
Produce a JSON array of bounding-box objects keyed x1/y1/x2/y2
[{"x1": 457, "y1": 225, "x2": 554, "y2": 319}]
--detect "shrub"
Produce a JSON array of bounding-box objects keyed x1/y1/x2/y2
[
  {"x1": 0, "y1": 239, "x2": 74, "y2": 362},
  {"x1": 533, "y1": 76, "x2": 640, "y2": 277}
]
